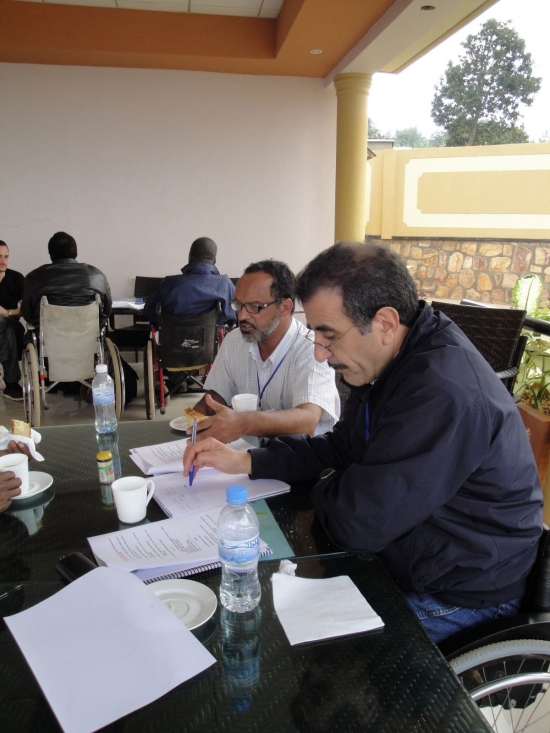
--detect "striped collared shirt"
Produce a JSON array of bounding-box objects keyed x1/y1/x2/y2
[{"x1": 204, "y1": 318, "x2": 340, "y2": 435}]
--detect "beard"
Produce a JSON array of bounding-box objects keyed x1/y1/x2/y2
[{"x1": 239, "y1": 312, "x2": 281, "y2": 344}]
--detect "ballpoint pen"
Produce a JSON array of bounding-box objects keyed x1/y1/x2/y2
[{"x1": 189, "y1": 417, "x2": 198, "y2": 486}]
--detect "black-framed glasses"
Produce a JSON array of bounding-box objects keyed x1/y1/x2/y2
[
  {"x1": 230, "y1": 299, "x2": 282, "y2": 315},
  {"x1": 305, "y1": 324, "x2": 355, "y2": 353}
]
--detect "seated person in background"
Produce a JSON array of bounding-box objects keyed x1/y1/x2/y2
[
  {"x1": 190, "y1": 259, "x2": 340, "y2": 444},
  {"x1": 0, "y1": 241, "x2": 25, "y2": 401},
  {"x1": 21, "y1": 231, "x2": 112, "y2": 329},
  {"x1": 144, "y1": 237, "x2": 236, "y2": 329},
  {"x1": 0, "y1": 441, "x2": 34, "y2": 512},
  {"x1": 184, "y1": 242, "x2": 543, "y2": 644}
]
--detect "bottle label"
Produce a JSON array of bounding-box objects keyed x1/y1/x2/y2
[
  {"x1": 93, "y1": 388, "x2": 115, "y2": 405},
  {"x1": 97, "y1": 461, "x2": 114, "y2": 484},
  {"x1": 219, "y1": 534, "x2": 260, "y2": 563}
]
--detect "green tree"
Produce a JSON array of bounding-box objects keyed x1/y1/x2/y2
[
  {"x1": 428, "y1": 131, "x2": 447, "y2": 147},
  {"x1": 431, "y1": 19, "x2": 540, "y2": 146},
  {"x1": 394, "y1": 127, "x2": 428, "y2": 148}
]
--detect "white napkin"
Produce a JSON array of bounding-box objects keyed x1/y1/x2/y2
[
  {"x1": 0, "y1": 426, "x2": 44, "y2": 461},
  {"x1": 271, "y1": 573, "x2": 384, "y2": 646}
]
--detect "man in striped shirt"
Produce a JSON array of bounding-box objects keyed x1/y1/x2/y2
[{"x1": 190, "y1": 260, "x2": 340, "y2": 444}]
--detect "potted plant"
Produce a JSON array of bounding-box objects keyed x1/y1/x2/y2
[{"x1": 513, "y1": 275, "x2": 550, "y2": 518}]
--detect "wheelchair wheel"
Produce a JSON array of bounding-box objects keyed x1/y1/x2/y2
[
  {"x1": 144, "y1": 340, "x2": 155, "y2": 420},
  {"x1": 105, "y1": 337, "x2": 125, "y2": 420},
  {"x1": 21, "y1": 344, "x2": 40, "y2": 427},
  {"x1": 451, "y1": 639, "x2": 550, "y2": 732}
]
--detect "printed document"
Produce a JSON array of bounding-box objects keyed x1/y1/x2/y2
[
  {"x1": 130, "y1": 437, "x2": 251, "y2": 476},
  {"x1": 152, "y1": 471, "x2": 290, "y2": 518}
]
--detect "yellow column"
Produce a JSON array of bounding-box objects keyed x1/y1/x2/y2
[{"x1": 334, "y1": 72, "x2": 372, "y2": 243}]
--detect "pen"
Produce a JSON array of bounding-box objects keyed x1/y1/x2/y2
[{"x1": 189, "y1": 417, "x2": 198, "y2": 486}]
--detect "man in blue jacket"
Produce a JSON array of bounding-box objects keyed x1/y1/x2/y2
[
  {"x1": 144, "y1": 237, "x2": 235, "y2": 329},
  {"x1": 184, "y1": 242, "x2": 543, "y2": 643}
]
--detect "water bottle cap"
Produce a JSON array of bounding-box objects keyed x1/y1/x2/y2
[
  {"x1": 95, "y1": 364, "x2": 108, "y2": 374},
  {"x1": 226, "y1": 484, "x2": 248, "y2": 505}
]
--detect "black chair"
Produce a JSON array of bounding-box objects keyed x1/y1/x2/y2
[
  {"x1": 431, "y1": 301, "x2": 527, "y2": 395},
  {"x1": 110, "y1": 276, "x2": 164, "y2": 359},
  {"x1": 143, "y1": 303, "x2": 220, "y2": 419}
]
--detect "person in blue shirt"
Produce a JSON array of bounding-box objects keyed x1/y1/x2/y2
[{"x1": 144, "y1": 237, "x2": 236, "y2": 329}]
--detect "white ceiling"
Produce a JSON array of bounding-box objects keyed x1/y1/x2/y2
[{"x1": 13, "y1": 0, "x2": 285, "y2": 15}]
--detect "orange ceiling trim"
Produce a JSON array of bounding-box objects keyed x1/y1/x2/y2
[{"x1": 0, "y1": 0, "x2": 398, "y2": 77}]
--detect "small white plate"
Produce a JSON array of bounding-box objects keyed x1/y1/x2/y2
[
  {"x1": 170, "y1": 417, "x2": 190, "y2": 432},
  {"x1": 12, "y1": 471, "x2": 54, "y2": 501},
  {"x1": 148, "y1": 579, "x2": 217, "y2": 630}
]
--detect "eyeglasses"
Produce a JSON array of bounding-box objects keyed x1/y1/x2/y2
[
  {"x1": 230, "y1": 299, "x2": 282, "y2": 315},
  {"x1": 305, "y1": 324, "x2": 355, "y2": 353}
]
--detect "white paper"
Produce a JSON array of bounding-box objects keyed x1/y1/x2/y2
[
  {"x1": 88, "y1": 510, "x2": 223, "y2": 573},
  {"x1": 5, "y1": 567, "x2": 215, "y2": 733},
  {"x1": 129, "y1": 437, "x2": 251, "y2": 476},
  {"x1": 152, "y1": 470, "x2": 290, "y2": 518},
  {"x1": 272, "y1": 574, "x2": 384, "y2": 645},
  {"x1": 112, "y1": 299, "x2": 144, "y2": 310}
]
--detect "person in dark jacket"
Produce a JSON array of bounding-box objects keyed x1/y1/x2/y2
[
  {"x1": 0, "y1": 241, "x2": 25, "y2": 400},
  {"x1": 183, "y1": 242, "x2": 544, "y2": 643},
  {"x1": 143, "y1": 237, "x2": 235, "y2": 329},
  {"x1": 21, "y1": 232, "x2": 112, "y2": 329}
]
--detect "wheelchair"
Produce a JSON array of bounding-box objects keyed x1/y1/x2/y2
[
  {"x1": 21, "y1": 296, "x2": 125, "y2": 427},
  {"x1": 440, "y1": 530, "x2": 550, "y2": 733},
  {"x1": 144, "y1": 303, "x2": 220, "y2": 420}
]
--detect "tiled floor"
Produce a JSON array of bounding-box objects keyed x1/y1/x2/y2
[{"x1": 0, "y1": 354, "x2": 201, "y2": 429}]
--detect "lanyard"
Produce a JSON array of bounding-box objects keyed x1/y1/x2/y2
[
  {"x1": 365, "y1": 403, "x2": 370, "y2": 441},
  {"x1": 256, "y1": 353, "x2": 289, "y2": 409}
]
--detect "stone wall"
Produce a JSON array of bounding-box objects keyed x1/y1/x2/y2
[{"x1": 367, "y1": 236, "x2": 550, "y2": 306}]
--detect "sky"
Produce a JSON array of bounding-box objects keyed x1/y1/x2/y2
[{"x1": 368, "y1": 0, "x2": 550, "y2": 142}]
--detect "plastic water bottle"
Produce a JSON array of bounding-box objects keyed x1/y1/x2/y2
[
  {"x1": 218, "y1": 485, "x2": 261, "y2": 612},
  {"x1": 92, "y1": 364, "x2": 117, "y2": 434}
]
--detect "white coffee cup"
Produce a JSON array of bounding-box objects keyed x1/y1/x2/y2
[
  {"x1": 231, "y1": 393, "x2": 259, "y2": 412},
  {"x1": 0, "y1": 453, "x2": 29, "y2": 495},
  {"x1": 111, "y1": 476, "x2": 155, "y2": 524}
]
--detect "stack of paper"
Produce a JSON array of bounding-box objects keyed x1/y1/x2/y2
[
  {"x1": 129, "y1": 437, "x2": 251, "y2": 476},
  {"x1": 152, "y1": 470, "x2": 290, "y2": 518},
  {"x1": 88, "y1": 509, "x2": 272, "y2": 583}
]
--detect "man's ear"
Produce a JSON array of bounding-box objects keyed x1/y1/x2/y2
[
  {"x1": 281, "y1": 298, "x2": 294, "y2": 316},
  {"x1": 373, "y1": 307, "x2": 401, "y2": 344}
]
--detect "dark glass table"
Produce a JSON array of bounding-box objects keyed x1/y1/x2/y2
[{"x1": 0, "y1": 421, "x2": 491, "y2": 732}]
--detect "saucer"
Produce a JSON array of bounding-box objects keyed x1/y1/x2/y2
[
  {"x1": 11, "y1": 472, "x2": 54, "y2": 500},
  {"x1": 148, "y1": 579, "x2": 217, "y2": 630},
  {"x1": 169, "y1": 417, "x2": 190, "y2": 432}
]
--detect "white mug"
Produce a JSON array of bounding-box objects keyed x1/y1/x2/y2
[
  {"x1": 231, "y1": 393, "x2": 259, "y2": 412},
  {"x1": 0, "y1": 453, "x2": 29, "y2": 495},
  {"x1": 111, "y1": 476, "x2": 155, "y2": 524}
]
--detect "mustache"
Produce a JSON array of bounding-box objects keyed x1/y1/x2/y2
[
  {"x1": 328, "y1": 362, "x2": 347, "y2": 370},
  {"x1": 239, "y1": 320, "x2": 256, "y2": 330}
]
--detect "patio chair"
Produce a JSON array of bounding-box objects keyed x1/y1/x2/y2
[{"x1": 431, "y1": 301, "x2": 527, "y2": 395}]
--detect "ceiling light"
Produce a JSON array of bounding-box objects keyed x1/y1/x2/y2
[{"x1": 310, "y1": 49, "x2": 323, "y2": 55}]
